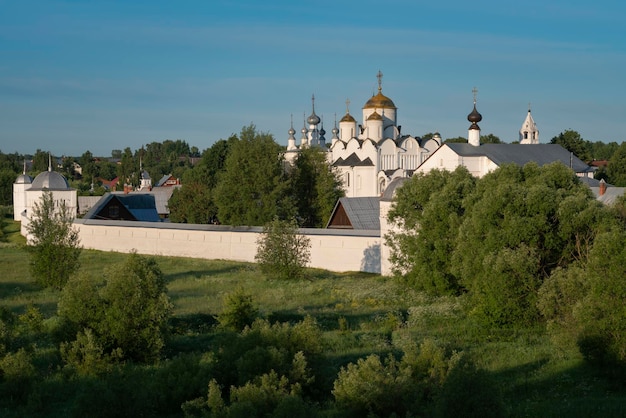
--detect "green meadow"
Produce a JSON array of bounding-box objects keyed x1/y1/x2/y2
[{"x1": 0, "y1": 218, "x2": 624, "y2": 417}]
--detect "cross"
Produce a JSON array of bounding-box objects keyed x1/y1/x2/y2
[
  {"x1": 377, "y1": 70, "x2": 383, "y2": 92},
  {"x1": 345, "y1": 98, "x2": 350, "y2": 114},
  {"x1": 472, "y1": 87, "x2": 478, "y2": 104}
]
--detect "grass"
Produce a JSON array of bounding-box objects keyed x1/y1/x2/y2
[{"x1": 1, "y1": 217, "x2": 625, "y2": 416}]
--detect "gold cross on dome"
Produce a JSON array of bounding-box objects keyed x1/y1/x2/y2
[
  {"x1": 377, "y1": 70, "x2": 383, "y2": 92},
  {"x1": 472, "y1": 87, "x2": 478, "y2": 104}
]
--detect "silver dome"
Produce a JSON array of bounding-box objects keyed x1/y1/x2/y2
[{"x1": 30, "y1": 171, "x2": 70, "y2": 190}]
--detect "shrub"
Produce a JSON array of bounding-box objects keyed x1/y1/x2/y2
[
  {"x1": 26, "y1": 191, "x2": 81, "y2": 289},
  {"x1": 216, "y1": 287, "x2": 259, "y2": 332},
  {"x1": 255, "y1": 218, "x2": 311, "y2": 280}
]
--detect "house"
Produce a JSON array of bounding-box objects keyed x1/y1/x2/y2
[
  {"x1": 156, "y1": 174, "x2": 180, "y2": 187},
  {"x1": 83, "y1": 193, "x2": 161, "y2": 222}
]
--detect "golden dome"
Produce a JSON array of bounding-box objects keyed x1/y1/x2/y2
[
  {"x1": 340, "y1": 113, "x2": 356, "y2": 123},
  {"x1": 367, "y1": 111, "x2": 383, "y2": 121},
  {"x1": 363, "y1": 91, "x2": 396, "y2": 109}
]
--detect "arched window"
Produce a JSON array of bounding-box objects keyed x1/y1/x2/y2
[{"x1": 524, "y1": 131, "x2": 528, "y2": 139}]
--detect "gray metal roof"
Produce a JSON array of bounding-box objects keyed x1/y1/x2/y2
[
  {"x1": 445, "y1": 143, "x2": 592, "y2": 173},
  {"x1": 30, "y1": 170, "x2": 70, "y2": 190},
  {"x1": 327, "y1": 197, "x2": 380, "y2": 229}
]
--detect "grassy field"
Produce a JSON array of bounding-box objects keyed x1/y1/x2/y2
[{"x1": 0, "y1": 218, "x2": 625, "y2": 416}]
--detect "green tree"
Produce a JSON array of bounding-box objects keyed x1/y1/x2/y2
[
  {"x1": 58, "y1": 253, "x2": 172, "y2": 363},
  {"x1": 255, "y1": 218, "x2": 311, "y2": 280},
  {"x1": 386, "y1": 166, "x2": 476, "y2": 294},
  {"x1": 26, "y1": 191, "x2": 81, "y2": 289},
  {"x1": 453, "y1": 162, "x2": 607, "y2": 326},
  {"x1": 0, "y1": 168, "x2": 17, "y2": 206},
  {"x1": 444, "y1": 136, "x2": 467, "y2": 143},
  {"x1": 214, "y1": 125, "x2": 293, "y2": 225},
  {"x1": 117, "y1": 147, "x2": 137, "y2": 186},
  {"x1": 550, "y1": 130, "x2": 592, "y2": 162},
  {"x1": 289, "y1": 147, "x2": 344, "y2": 227},
  {"x1": 607, "y1": 142, "x2": 626, "y2": 186},
  {"x1": 480, "y1": 133, "x2": 502, "y2": 144},
  {"x1": 79, "y1": 150, "x2": 97, "y2": 181},
  {"x1": 31, "y1": 149, "x2": 50, "y2": 173}
]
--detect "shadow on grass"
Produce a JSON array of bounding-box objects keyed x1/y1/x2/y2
[
  {"x1": 164, "y1": 265, "x2": 245, "y2": 283},
  {"x1": 0, "y1": 281, "x2": 42, "y2": 300},
  {"x1": 489, "y1": 358, "x2": 626, "y2": 417}
]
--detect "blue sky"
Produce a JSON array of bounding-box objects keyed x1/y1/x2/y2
[{"x1": 0, "y1": 0, "x2": 625, "y2": 156}]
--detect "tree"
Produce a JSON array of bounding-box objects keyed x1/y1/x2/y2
[
  {"x1": 452, "y1": 162, "x2": 608, "y2": 326},
  {"x1": 26, "y1": 191, "x2": 81, "y2": 289},
  {"x1": 31, "y1": 149, "x2": 50, "y2": 173},
  {"x1": 550, "y1": 130, "x2": 592, "y2": 162},
  {"x1": 480, "y1": 133, "x2": 502, "y2": 144},
  {"x1": 607, "y1": 142, "x2": 626, "y2": 186},
  {"x1": 444, "y1": 136, "x2": 467, "y2": 143},
  {"x1": 58, "y1": 253, "x2": 172, "y2": 363},
  {"x1": 79, "y1": 150, "x2": 97, "y2": 181},
  {"x1": 386, "y1": 166, "x2": 476, "y2": 294},
  {"x1": 289, "y1": 147, "x2": 344, "y2": 227},
  {"x1": 214, "y1": 125, "x2": 293, "y2": 226},
  {"x1": 255, "y1": 218, "x2": 311, "y2": 280},
  {"x1": 216, "y1": 286, "x2": 259, "y2": 331}
]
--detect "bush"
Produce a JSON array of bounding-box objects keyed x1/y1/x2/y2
[
  {"x1": 58, "y1": 253, "x2": 172, "y2": 363},
  {"x1": 26, "y1": 191, "x2": 81, "y2": 289},
  {"x1": 216, "y1": 287, "x2": 259, "y2": 332},
  {"x1": 255, "y1": 218, "x2": 311, "y2": 280}
]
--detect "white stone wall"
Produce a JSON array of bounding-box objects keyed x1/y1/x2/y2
[{"x1": 73, "y1": 220, "x2": 382, "y2": 274}]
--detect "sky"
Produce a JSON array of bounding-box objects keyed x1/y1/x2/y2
[{"x1": 0, "y1": 0, "x2": 625, "y2": 157}]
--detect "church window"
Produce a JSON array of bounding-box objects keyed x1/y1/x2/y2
[
  {"x1": 345, "y1": 173, "x2": 350, "y2": 187},
  {"x1": 524, "y1": 131, "x2": 528, "y2": 139}
]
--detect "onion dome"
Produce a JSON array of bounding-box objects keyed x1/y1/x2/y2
[
  {"x1": 307, "y1": 94, "x2": 321, "y2": 125},
  {"x1": 288, "y1": 126, "x2": 296, "y2": 136},
  {"x1": 467, "y1": 104, "x2": 482, "y2": 124},
  {"x1": 363, "y1": 91, "x2": 396, "y2": 109},
  {"x1": 331, "y1": 125, "x2": 339, "y2": 136},
  {"x1": 367, "y1": 111, "x2": 383, "y2": 121},
  {"x1": 30, "y1": 170, "x2": 70, "y2": 190},
  {"x1": 363, "y1": 70, "x2": 396, "y2": 109}
]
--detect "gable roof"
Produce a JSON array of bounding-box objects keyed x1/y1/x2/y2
[
  {"x1": 326, "y1": 197, "x2": 380, "y2": 230},
  {"x1": 444, "y1": 143, "x2": 592, "y2": 173},
  {"x1": 83, "y1": 193, "x2": 161, "y2": 222},
  {"x1": 332, "y1": 152, "x2": 374, "y2": 167}
]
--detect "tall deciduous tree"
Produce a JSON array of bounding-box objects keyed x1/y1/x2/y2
[
  {"x1": 214, "y1": 125, "x2": 293, "y2": 226},
  {"x1": 607, "y1": 142, "x2": 626, "y2": 186},
  {"x1": 289, "y1": 147, "x2": 344, "y2": 227},
  {"x1": 550, "y1": 130, "x2": 591, "y2": 162},
  {"x1": 386, "y1": 166, "x2": 476, "y2": 294},
  {"x1": 26, "y1": 191, "x2": 81, "y2": 289},
  {"x1": 452, "y1": 162, "x2": 608, "y2": 326}
]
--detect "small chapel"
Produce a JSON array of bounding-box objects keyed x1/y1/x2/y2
[{"x1": 285, "y1": 71, "x2": 442, "y2": 198}]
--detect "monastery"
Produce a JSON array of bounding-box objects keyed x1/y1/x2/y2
[{"x1": 285, "y1": 71, "x2": 442, "y2": 198}]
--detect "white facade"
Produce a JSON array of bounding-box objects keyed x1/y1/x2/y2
[
  {"x1": 286, "y1": 72, "x2": 441, "y2": 198},
  {"x1": 14, "y1": 166, "x2": 78, "y2": 240}
]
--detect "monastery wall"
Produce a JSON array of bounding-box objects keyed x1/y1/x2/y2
[{"x1": 73, "y1": 220, "x2": 383, "y2": 274}]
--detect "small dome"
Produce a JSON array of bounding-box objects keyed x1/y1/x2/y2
[
  {"x1": 30, "y1": 170, "x2": 70, "y2": 190},
  {"x1": 467, "y1": 104, "x2": 482, "y2": 124},
  {"x1": 141, "y1": 170, "x2": 151, "y2": 180},
  {"x1": 15, "y1": 173, "x2": 33, "y2": 184},
  {"x1": 332, "y1": 126, "x2": 339, "y2": 135},
  {"x1": 307, "y1": 111, "x2": 320, "y2": 125},
  {"x1": 340, "y1": 113, "x2": 356, "y2": 123},
  {"x1": 288, "y1": 126, "x2": 296, "y2": 135},
  {"x1": 364, "y1": 92, "x2": 396, "y2": 110},
  {"x1": 367, "y1": 111, "x2": 383, "y2": 121}
]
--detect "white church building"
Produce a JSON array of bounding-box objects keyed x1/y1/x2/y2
[
  {"x1": 285, "y1": 72, "x2": 442, "y2": 198},
  {"x1": 13, "y1": 159, "x2": 77, "y2": 239}
]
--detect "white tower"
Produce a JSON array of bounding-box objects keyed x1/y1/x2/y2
[
  {"x1": 13, "y1": 161, "x2": 32, "y2": 221},
  {"x1": 519, "y1": 105, "x2": 539, "y2": 144},
  {"x1": 467, "y1": 87, "x2": 482, "y2": 147}
]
